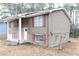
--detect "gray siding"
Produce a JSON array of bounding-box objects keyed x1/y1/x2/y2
[
  {"x1": 48, "y1": 33, "x2": 69, "y2": 47},
  {"x1": 48, "y1": 11, "x2": 70, "y2": 47},
  {"x1": 49, "y1": 11, "x2": 70, "y2": 33}
]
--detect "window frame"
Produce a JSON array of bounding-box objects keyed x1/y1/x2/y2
[
  {"x1": 34, "y1": 15, "x2": 44, "y2": 27},
  {"x1": 35, "y1": 34, "x2": 43, "y2": 42}
]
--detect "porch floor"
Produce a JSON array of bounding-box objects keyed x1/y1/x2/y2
[{"x1": 0, "y1": 38, "x2": 79, "y2": 56}]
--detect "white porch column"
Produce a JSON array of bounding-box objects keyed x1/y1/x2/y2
[
  {"x1": 7, "y1": 22, "x2": 9, "y2": 40},
  {"x1": 19, "y1": 18, "x2": 22, "y2": 43}
]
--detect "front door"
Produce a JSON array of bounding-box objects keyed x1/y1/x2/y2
[{"x1": 24, "y1": 27, "x2": 28, "y2": 41}]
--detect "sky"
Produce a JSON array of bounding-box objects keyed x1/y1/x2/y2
[
  {"x1": 54, "y1": 3, "x2": 64, "y2": 8},
  {"x1": 0, "y1": 0, "x2": 78, "y2": 3}
]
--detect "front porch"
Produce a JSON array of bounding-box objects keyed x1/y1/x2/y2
[{"x1": 7, "y1": 17, "x2": 32, "y2": 44}]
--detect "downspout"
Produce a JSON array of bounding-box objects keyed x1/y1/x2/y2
[
  {"x1": 6, "y1": 20, "x2": 10, "y2": 41},
  {"x1": 47, "y1": 13, "x2": 50, "y2": 47},
  {"x1": 6, "y1": 22, "x2": 9, "y2": 40}
]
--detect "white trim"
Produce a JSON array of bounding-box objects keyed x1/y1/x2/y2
[
  {"x1": 34, "y1": 16, "x2": 43, "y2": 27},
  {"x1": 23, "y1": 27, "x2": 28, "y2": 41},
  {"x1": 7, "y1": 22, "x2": 9, "y2": 40},
  {"x1": 19, "y1": 18, "x2": 22, "y2": 43}
]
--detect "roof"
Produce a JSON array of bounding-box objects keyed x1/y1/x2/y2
[{"x1": 4, "y1": 8, "x2": 71, "y2": 23}]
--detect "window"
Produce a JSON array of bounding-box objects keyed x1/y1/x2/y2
[
  {"x1": 55, "y1": 35, "x2": 58, "y2": 42},
  {"x1": 54, "y1": 34, "x2": 60, "y2": 43},
  {"x1": 63, "y1": 34, "x2": 67, "y2": 41},
  {"x1": 34, "y1": 16, "x2": 43, "y2": 27},
  {"x1": 35, "y1": 35, "x2": 43, "y2": 42}
]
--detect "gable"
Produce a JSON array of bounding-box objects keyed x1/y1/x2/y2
[{"x1": 48, "y1": 10, "x2": 70, "y2": 33}]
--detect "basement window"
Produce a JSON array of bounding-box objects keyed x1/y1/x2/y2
[
  {"x1": 35, "y1": 35, "x2": 43, "y2": 42},
  {"x1": 63, "y1": 34, "x2": 67, "y2": 41},
  {"x1": 55, "y1": 35, "x2": 58, "y2": 42}
]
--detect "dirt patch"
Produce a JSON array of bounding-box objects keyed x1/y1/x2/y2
[{"x1": 0, "y1": 38, "x2": 79, "y2": 56}]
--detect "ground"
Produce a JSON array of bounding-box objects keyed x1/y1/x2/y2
[{"x1": 0, "y1": 38, "x2": 79, "y2": 56}]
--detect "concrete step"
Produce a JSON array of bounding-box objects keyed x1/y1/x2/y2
[{"x1": 6, "y1": 41, "x2": 19, "y2": 46}]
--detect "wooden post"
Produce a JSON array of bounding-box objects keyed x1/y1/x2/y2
[{"x1": 19, "y1": 18, "x2": 22, "y2": 43}]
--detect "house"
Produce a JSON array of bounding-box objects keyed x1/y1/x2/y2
[
  {"x1": 0, "y1": 20, "x2": 7, "y2": 39},
  {"x1": 5, "y1": 8, "x2": 71, "y2": 47}
]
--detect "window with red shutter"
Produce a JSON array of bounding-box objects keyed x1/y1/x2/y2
[
  {"x1": 32, "y1": 15, "x2": 46, "y2": 27},
  {"x1": 43, "y1": 15, "x2": 46, "y2": 27},
  {"x1": 43, "y1": 35, "x2": 46, "y2": 44},
  {"x1": 32, "y1": 17, "x2": 34, "y2": 27}
]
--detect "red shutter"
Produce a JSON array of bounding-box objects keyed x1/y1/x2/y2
[
  {"x1": 43, "y1": 35, "x2": 46, "y2": 45},
  {"x1": 43, "y1": 14, "x2": 46, "y2": 27},
  {"x1": 32, "y1": 34, "x2": 35, "y2": 43},
  {"x1": 32, "y1": 17, "x2": 34, "y2": 27}
]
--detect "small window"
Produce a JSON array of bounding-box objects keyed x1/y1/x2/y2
[
  {"x1": 55, "y1": 35, "x2": 58, "y2": 42},
  {"x1": 63, "y1": 34, "x2": 67, "y2": 41},
  {"x1": 54, "y1": 34, "x2": 61, "y2": 43},
  {"x1": 34, "y1": 16, "x2": 43, "y2": 27},
  {"x1": 35, "y1": 35, "x2": 43, "y2": 42}
]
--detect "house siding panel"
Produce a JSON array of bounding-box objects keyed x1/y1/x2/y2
[{"x1": 48, "y1": 11, "x2": 70, "y2": 47}]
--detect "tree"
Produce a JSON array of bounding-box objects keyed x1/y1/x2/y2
[
  {"x1": 48, "y1": 3, "x2": 55, "y2": 10},
  {"x1": 63, "y1": 3, "x2": 76, "y2": 37}
]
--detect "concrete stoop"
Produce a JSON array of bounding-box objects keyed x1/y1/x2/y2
[{"x1": 6, "y1": 41, "x2": 19, "y2": 46}]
